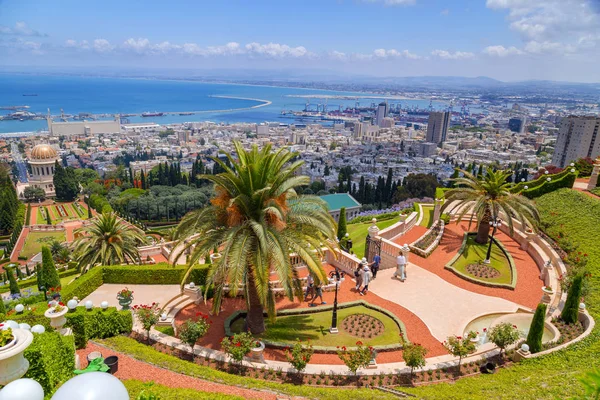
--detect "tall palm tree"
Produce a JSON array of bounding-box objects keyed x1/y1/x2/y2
[
  {"x1": 442, "y1": 168, "x2": 539, "y2": 244},
  {"x1": 174, "y1": 142, "x2": 337, "y2": 334},
  {"x1": 72, "y1": 212, "x2": 147, "y2": 272}
]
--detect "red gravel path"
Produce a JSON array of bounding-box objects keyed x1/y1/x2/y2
[
  {"x1": 77, "y1": 342, "x2": 277, "y2": 399},
  {"x1": 404, "y1": 221, "x2": 543, "y2": 310},
  {"x1": 176, "y1": 264, "x2": 448, "y2": 365}
]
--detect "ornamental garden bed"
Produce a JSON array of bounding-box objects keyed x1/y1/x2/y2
[
  {"x1": 225, "y1": 301, "x2": 406, "y2": 352},
  {"x1": 409, "y1": 220, "x2": 444, "y2": 258},
  {"x1": 19, "y1": 231, "x2": 66, "y2": 260},
  {"x1": 444, "y1": 233, "x2": 516, "y2": 289}
]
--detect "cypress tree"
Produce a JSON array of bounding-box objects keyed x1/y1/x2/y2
[
  {"x1": 561, "y1": 274, "x2": 583, "y2": 324},
  {"x1": 129, "y1": 167, "x2": 135, "y2": 186},
  {"x1": 40, "y1": 246, "x2": 61, "y2": 289},
  {"x1": 526, "y1": 303, "x2": 547, "y2": 353},
  {"x1": 0, "y1": 292, "x2": 5, "y2": 314},
  {"x1": 7, "y1": 267, "x2": 20, "y2": 296},
  {"x1": 140, "y1": 171, "x2": 147, "y2": 190},
  {"x1": 337, "y1": 207, "x2": 347, "y2": 240},
  {"x1": 25, "y1": 264, "x2": 30, "y2": 276},
  {"x1": 384, "y1": 168, "x2": 393, "y2": 205},
  {"x1": 36, "y1": 264, "x2": 43, "y2": 290}
]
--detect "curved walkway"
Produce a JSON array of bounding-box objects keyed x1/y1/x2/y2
[{"x1": 77, "y1": 342, "x2": 277, "y2": 400}]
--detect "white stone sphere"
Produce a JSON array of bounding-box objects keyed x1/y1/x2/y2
[
  {"x1": 100, "y1": 301, "x2": 109, "y2": 310},
  {"x1": 521, "y1": 343, "x2": 530, "y2": 352},
  {"x1": 18, "y1": 323, "x2": 31, "y2": 331},
  {"x1": 51, "y1": 372, "x2": 129, "y2": 400},
  {"x1": 15, "y1": 304, "x2": 25, "y2": 313},
  {"x1": 579, "y1": 302, "x2": 586, "y2": 310},
  {"x1": 189, "y1": 282, "x2": 195, "y2": 288},
  {"x1": 546, "y1": 177, "x2": 551, "y2": 182},
  {"x1": 85, "y1": 301, "x2": 93, "y2": 309},
  {"x1": 67, "y1": 299, "x2": 78, "y2": 310},
  {"x1": 2, "y1": 320, "x2": 19, "y2": 330},
  {"x1": 0, "y1": 378, "x2": 44, "y2": 400},
  {"x1": 31, "y1": 325, "x2": 45, "y2": 334},
  {"x1": 524, "y1": 185, "x2": 529, "y2": 190}
]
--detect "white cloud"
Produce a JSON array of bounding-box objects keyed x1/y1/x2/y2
[
  {"x1": 486, "y1": 0, "x2": 600, "y2": 51},
  {"x1": 482, "y1": 45, "x2": 524, "y2": 57},
  {"x1": 431, "y1": 49, "x2": 475, "y2": 59},
  {"x1": 440, "y1": 9, "x2": 450, "y2": 15},
  {"x1": 329, "y1": 50, "x2": 347, "y2": 60},
  {"x1": 0, "y1": 22, "x2": 47, "y2": 37},
  {"x1": 93, "y1": 39, "x2": 114, "y2": 53},
  {"x1": 367, "y1": 48, "x2": 421, "y2": 60},
  {"x1": 245, "y1": 42, "x2": 311, "y2": 58},
  {"x1": 523, "y1": 40, "x2": 576, "y2": 54}
]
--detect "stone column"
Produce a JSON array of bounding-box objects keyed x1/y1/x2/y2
[
  {"x1": 587, "y1": 157, "x2": 600, "y2": 190},
  {"x1": 366, "y1": 218, "x2": 380, "y2": 262},
  {"x1": 433, "y1": 198, "x2": 443, "y2": 222}
]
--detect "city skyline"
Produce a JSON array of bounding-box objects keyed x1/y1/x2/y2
[{"x1": 1, "y1": 0, "x2": 599, "y2": 82}]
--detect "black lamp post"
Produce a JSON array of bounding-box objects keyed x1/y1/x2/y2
[
  {"x1": 40, "y1": 286, "x2": 47, "y2": 301},
  {"x1": 484, "y1": 217, "x2": 502, "y2": 264},
  {"x1": 329, "y1": 268, "x2": 345, "y2": 334}
]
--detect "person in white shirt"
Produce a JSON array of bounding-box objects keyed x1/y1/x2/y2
[
  {"x1": 360, "y1": 265, "x2": 373, "y2": 295},
  {"x1": 394, "y1": 251, "x2": 407, "y2": 282}
]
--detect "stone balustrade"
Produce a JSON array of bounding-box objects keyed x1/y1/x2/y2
[{"x1": 377, "y1": 212, "x2": 418, "y2": 240}]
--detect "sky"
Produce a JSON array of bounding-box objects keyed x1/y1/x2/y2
[{"x1": 1, "y1": 0, "x2": 600, "y2": 82}]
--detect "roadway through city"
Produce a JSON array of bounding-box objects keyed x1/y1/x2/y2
[{"x1": 10, "y1": 142, "x2": 28, "y2": 183}]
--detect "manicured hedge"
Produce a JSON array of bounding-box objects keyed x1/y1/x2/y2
[
  {"x1": 24, "y1": 331, "x2": 75, "y2": 394},
  {"x1": 61, "y1": 263, "x2": 211, "y2": 301},
  {"x1": 3, "y1": 301, "x2": 53, "y2": 330},
  {"x1": 0, "y1": 267, "x2": 79, "y2": 294},
  {"x1": 66, "y1": 306, "x2": 133, "y2": 349},
  {"x1": 520, "y1": 171, "x2": 577, "y2": 199}
]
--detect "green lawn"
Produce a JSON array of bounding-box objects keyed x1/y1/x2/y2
[
  {"x1": 419, "y1": 204, "x2": 434, "y2": 228},
  {"x1": 231, "y1": 305, "x2": 402, "y2": 348},
  {"x1": 448, "y1": 234, "x2": 513, "y2": 285},
  {"x1": 405, "y1": 188, "x2": 600, "y2": 399},
  {"x1": 19, "y1": 231, "x2": 65, "y2": 259},
  {"x1": 346, "y1": 218, "x2": 397, "y2": 259},
  {"x1": 37, "y1": 207, "x2": 53, "y2": 225}
]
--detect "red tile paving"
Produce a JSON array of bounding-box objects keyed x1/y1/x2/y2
[
  {"x1": 403, "y1": 222, "x2": 543, "y2": 310},
  {"x1": 77, "y1": 342, "x2": 276, "y2": 399},
  {"x1": 175, "y1": 263, "x2": 448, "y2": 365}
]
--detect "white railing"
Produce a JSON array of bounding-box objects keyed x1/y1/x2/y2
[
  {"x1": 377, "y1": 212, "x2": 418, "y2": 240},
  {"x1": 409, "y1": 220, "x2": 445, "y2": 258},
  {"x1": 29, "y1": 224, "x2": 66, "y2": 232}
]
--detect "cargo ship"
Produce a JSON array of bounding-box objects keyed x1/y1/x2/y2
[{"x1": 141, "y1": 111, "x2": 164, "y2": 117}]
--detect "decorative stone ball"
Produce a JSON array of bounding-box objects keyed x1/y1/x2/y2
[
  {"x1": 67, "y1": 299, "x2": 78, "y2": 310},
  {"x1": 18, "y1": 323, "x2": 31, "y2": 331},
  {"x1": 571, "y1": 168, "x2": 576, "y2": 173},
  {"x1": 51, "y1": 372, "x2": 129, "y2": 400},
  {"x1": 189, "y1": 282, "x2": 195, "y2": 288},
  {"x1": 0, "y1": 378, "x2": 44, "y2": 400},
  {"x1": 545, "y1": 170, "x2": 549, "y2": 174},
  {"x1": 521, "y1": 178, "x2": 525, "y2": 182},
  {"x1": 521, "y1": 343, "x2": 530, "y2": 352},
  {"x1": 579, "y1": 303, "x2": 586, "y2": 310},
  {"x1": 570, "y1": 163, "x2": 575, "y2": 167},
  {"x1": 85, "y1": 301, "x2": 93, "y2": 310},
  {"x1": 546, "y1": 177, "x2": 551, "y2": 182},
  {"x1": 15, "y1": 304, "x2": 25, "y2": 313},
  {"x1": 524, "y1": 185, "x2": 528, "y2": 190},
  {"x1": 160, "y1": 313, "x2": 167, "y2": 321},
  {"x1": 31, "y1": 325, "x2": 46, "y2": 334},
  {"x1": 2, "y1": 320, "x2": 19, "y2": 330},
  {"x1": 101, "y1": 301, "x2": 109, "y2": 310}
]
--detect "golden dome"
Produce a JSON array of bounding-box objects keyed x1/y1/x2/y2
[{"x1": 30, "y1": 144, "x2": 58, "y2": 160}]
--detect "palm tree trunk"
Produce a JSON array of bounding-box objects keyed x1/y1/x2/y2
[
  {"x1": 475, "y1": 210, "x2": 491, "y2": 244},
  {"x1": 246, "y1": 272, "x2": 266, "y2": 335}
]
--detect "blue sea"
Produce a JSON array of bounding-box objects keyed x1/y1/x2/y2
[{"x1": 0, "y1": 74, "x2": 448, "y2": 134}]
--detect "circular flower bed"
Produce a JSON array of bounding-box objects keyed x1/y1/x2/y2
[
  {"x1": 466, "y1": 263, "x2": 500, "y2": 279},
  {"x1": 341, "y1": 314, "x2": 384, "y2": 339}
]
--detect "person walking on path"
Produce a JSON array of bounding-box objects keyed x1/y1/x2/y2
[
  {"x1": 304, "y1": 273, "x2": 315, "y2": 301},
  {"x1": 394, "y1": 251, "x2": 407, "y2": 282},
  {"x1": 309, "y1": 283, "x2": 326, "y2": 307},
  {"x1": 370, "y1": 254, "x2": 381, "y2": 279},
  {"x1": 360, "y1": 264, "x2": 373, "y2": 295},
  {"x1": 355, "y1": 258, "x2": 367, "y2": 290}
]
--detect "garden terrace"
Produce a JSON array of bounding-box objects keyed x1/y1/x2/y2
[
  {"x1": 409, "y1": 219, "x2": 444, "y2": 258},
  {"x1": 18, "y1": 230, "x2": 65, "y2": 259},
  {"x1": 445, "y1": 232, "x2": 517, "y2": 289}
]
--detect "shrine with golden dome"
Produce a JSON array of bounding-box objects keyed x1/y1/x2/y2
[{"x1": 27, "y1": 143, "x2": 60, "y2": 197}]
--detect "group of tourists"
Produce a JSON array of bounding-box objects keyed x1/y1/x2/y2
[{"x1": 304, "y1": 273, "x2": 326, "y2": 307}]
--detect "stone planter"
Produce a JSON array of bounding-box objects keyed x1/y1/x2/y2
[
  {"x1": 44, "y1": 307, "x2": 68, "y2": 330},
  {"x1": 117, "y1": 296, "x2": 133, "y2": 310},
  {"x1": 249, "y1": 341, "x2": 265, "y2": 363},
  {"x1": 210, "y1": 253, "x2": 222, "y2": 263},
  {"x1": 0, "y1": 328, "x2": 34, "y2": 385},
  {"x1": 399, "y1": 214, "x2": 408, "y2": 223},
  {"x1": 541, "y1": 287, "x2": 553, "y2": 304}
]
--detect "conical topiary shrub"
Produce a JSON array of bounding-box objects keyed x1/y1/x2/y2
[
  {"x1": 527, "y1": 303, "x2": 547, "y2": 353},
  {"x1": 40, "y1": 246, "x2": 61, "y2": 290},
  {"x1": 561, "y1": 274, "x2": 583, "y2": 324}
]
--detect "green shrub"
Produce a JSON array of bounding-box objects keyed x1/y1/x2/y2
[
  {"x1": 25, "y1": 203, "x2": 32, "y2": 225},
  {"x1": 337, "y1": 207, "x2": 347, "y2": 240},
  {"x1": 348, "y1": 210, "x2": 400, "y2": 224},
  {"x1": 61, "y1": 266, "x2": 104, "y2": 301},
  {"x1": 24, "y1": 331, "x2": 75, "y2": 394},
  {"x1": 66, "y1": 307, "x2": 133, "y2": 349},
  {"x1": 8, "y1": 301, "x2": 53, "y2": 330},
  {"x1": 7, "y1": 266, "x2": 20, "y2": 295},
  {"x1": 561, "y1": 274, "x2": 583, "y2": 324},
  {"x1": 0, "y1": 294, "x2": 5, "y2": 314},
  {"x1": 526, "y1": 303, "x2": 547, "y2": 353},
  {"x1": 40, "y1": 246, "x2": 61, "y2": 290},
  {"x1": 0, "y1": 267, "x2": 78, "y2": 294},
  {"x1": 518, "y1": 171, "x2": 577, "y2": 199}
]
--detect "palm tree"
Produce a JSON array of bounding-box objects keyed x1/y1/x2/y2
[
  {"x1": 72, "y1": 212, "x2": 147, "y2": 272},
  {"x1": 174, "y1": 142, "x2": 337, "y2": 334},
  {"x1": 442, "y1": 168, "x2": 539, "y2": 244}
]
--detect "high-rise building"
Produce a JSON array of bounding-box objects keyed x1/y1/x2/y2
[
  {"x1": 375, "y1": 102, "x2": 388, "y2": 127},
  {"x1": 552, "y1": 116, "x2": 600, "y2": 167},
  {"x1": 508, "y1": 117, "x2": 526, "y2": 134},
  {"x1": 425, "y1": 111, "x2": 450, "y2": 144}
]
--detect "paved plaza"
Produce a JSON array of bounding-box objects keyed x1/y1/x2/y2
[{"x1": 81, "y1": 284, "x2": 180, "y2": 308}]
